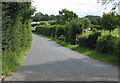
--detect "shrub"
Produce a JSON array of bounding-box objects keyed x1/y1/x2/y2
[
  {"x1": 87, "y1": 32, "x2": 101, "y2": 49},
  {"x1": 79, "y1": 32, "x2": 101, "y2": 49},
  {"x1": 50, "y1": 25, "x2": 57, "y2": 37},
  {"x1": 55, "y1": 25, "x2": 64, "y2": 38},
  {"x1": 92, "y1": 28, "x2": 97, "y2": 32},
  {"x1": 78, "y1": 34, "x2": 89, "y2": 47},
  {"x1": 36, "y1": 25, "x2": 58, "y2": 37},
  {"x1": 36, "y1": 25, "x2": 46, "y2": 34},
  {"x1": 115, "y1": 37, "x2": 120, "y2": 57},
  {"x1": 49, "y1": 21, "x2": 57, "y2": 25},
  {"x1": 2, "y1": 2, "x2": 35, "y2": 75},
  {"x1": 40, "y1": 22, "x2": 47, "y2": 25},
  {"x1": 96, "y1": 35, "x2": 117, "y2": 54},
  {"x1": 91, "y1": 25, "x2": 101, "y2": 30},
  {"x1": 64, "y1": 18, "x2": 82, "y2": 45}
]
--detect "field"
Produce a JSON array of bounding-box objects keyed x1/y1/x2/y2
[{"x1": 83, "y1": 27, "x2": 119, "y2": 37}]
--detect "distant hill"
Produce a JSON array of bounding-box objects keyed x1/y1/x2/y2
[{"x1": 82, "y1": 15, "x2": 101, "y2": 25}]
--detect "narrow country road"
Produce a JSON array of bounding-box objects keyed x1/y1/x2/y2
[{"x1": 5, "y1": 34, "x2": 118, "y2": 81}]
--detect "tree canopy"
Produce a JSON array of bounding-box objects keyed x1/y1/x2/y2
[
  {"x1": 81, "y1": 18, "x2": 91, "y2": 29},
  {"x1": 56, "y1": 9, "x2": 78, "y2": 25},
  {"x1": 100, "y1": 13, "x2": 118, "y2": 32},
  {"x1": 33, "y1": 12, "x2": 56, "y2": 21}
]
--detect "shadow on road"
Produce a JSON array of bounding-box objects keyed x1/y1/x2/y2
[{"x1": 12, "y1": 58, "x2": 118, "y2": 81}]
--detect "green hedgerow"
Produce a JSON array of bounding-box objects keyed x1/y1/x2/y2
[{"x1": 96, "y1": 35, "x2": 117, "y2": 54}]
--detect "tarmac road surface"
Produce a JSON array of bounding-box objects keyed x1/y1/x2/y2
[{"x1": 4, "y1": 34, "x2": 118, "y2": 81}]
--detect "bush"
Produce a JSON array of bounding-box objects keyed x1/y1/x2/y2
[
  {"x1": 36, "y1": 25, "x2": 46, "y2": 35},
  {"x1": 87, "y1": 32, "x2": 101, "y2": 49},
  {"x1": 96, "y1": 35, "x2": 117, "y2": 54},
  {"x1": 92, "y1": 25, "x2": 101, "y2": 30},
  {"x1": 55, "y1": 25, "x2": 64, "y2": 38},
  {"x1": 40, "y1": 22, "x2": 47, "y2": 25},
  {"x1": 2, "y1": 2, "x2": 35, "y2": 75},
  {"x1": 50, "y1": 25, "x2": 57, "y2": 37},
  {"x1": 64, "y1": 18, "x2": 82, "y2": 45},
  {"x1": 49, "y1": 21, "x2": 58, "y2": 25},
  {"x1": 78, "y1": 34, "x2": 88, "y2": 47},
  {"x1": 115, "y1": 37, "x2": 120, "y2": 57},
  {"x1": 78, "y1": 32, "x2": 101, "y2": 49},
  {"x1": 92, "y1": 28, "x2": 97, "y2": 32},
  {"x1": 36, "y1": 25, "x2": 59, "y2": 37}
]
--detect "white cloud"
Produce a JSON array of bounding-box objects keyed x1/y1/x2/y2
[{"x1": 32, "y1": 0, "x2": 114, "y2": 17}]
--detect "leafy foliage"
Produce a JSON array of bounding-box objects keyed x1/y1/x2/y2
[
  {"x1": 87, "y1": 32, "x2": 101, "y2": 49},
  {"x1": 40, "y1": 22, "x2": 47, "y2": 25},
  {"x1": 2, "y1": 2, "x2": 35, "y2": 75},
  {"x1": 116, "y1": 37, "x2": 120, "y2": 57},
  {"x1": 96, "y1": 35, "x2": 117, "y2": 54},
  {"x1": 92, "y1": 28, "x2": 98, "y2": 32},
  {"x1": 91, "y1": 25, "x2": 101, "y2": 30},
  {"x1": 64, "y1": 19, "x2": 82, "y2": 44},
  {"x1": 37, "y1": 25, "x2": 64, "y2": 37},
  {"x1": 85, "y1": 15, "x2": 101, "y2": 25},
  {"x1": 55, "y1": 25, "x2": 64, "y2": 38},
  {"x1": 56, "y1": 9, "x2": 78, "y2": 25},
  {"x1": 78, "y1": 32, "x2": 101, "y2": 49},
  {"x1": 100, "y1": 13, "x2": 118, "y2": 32},
  {"x1": 81, "y1": 18, "x2": 91, "y2": 29},
  {"x1": 33, "y1": 12, "x2": 56, "y2": 21},
  {"x1": 78, "y1": 34, "x2": 88, "y2": 47}
]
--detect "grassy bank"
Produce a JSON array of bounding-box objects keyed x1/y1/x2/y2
[
  {"x1": 2, "y1": 45, "x2": 32, "y2": 76},
  {"x1": 35, "y1": 33, "x2": 119, "y2": 67}
]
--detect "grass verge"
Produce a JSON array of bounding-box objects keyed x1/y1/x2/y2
[
  {"x1": 35, "y1": 33, "x2": 119, "y2": 67},
  {"x1": 2, "y1": 45, "x2": 32, "y2": 76}
]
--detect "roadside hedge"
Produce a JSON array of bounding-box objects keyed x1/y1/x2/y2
[
  {"x1": 2, "y1": 2, "x2": 35, "y2": 75},
  {"x1": 64, "y1": 19, "x2": 82, "y2": 45},
  {"x1": 116, "y1": 37, "x2": 120, "y2": 57},
  {"x1": 87, "y1": 32, "x2": 101, "y2": 49},
  {"x1": 96, "y1": 35, "x2": 117, "y2": 54},
  {"x1": 55, "y1": 25, "x2": 64, "y2": 38},
  {"x1": 78, "y1": 34, "x2": 88, "y2": 47},
  {"x1": 78, "y1": 32, "x2": 101, "y2": 49},
  {"x1": 36, "y1": 25, "x2": 64, "y2": 37}
]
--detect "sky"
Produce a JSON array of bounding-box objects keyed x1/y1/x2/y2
[{"x1": 32, "y1": 0, "x2": 116, "y2": 17}]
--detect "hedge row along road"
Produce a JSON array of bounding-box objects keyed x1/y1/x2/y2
[{"x1": 4, "y1": 34, "x2": 118, "y2": 81}]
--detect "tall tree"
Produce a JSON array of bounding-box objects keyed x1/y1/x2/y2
[
  {"x1": 64, "y1": 18, "x2": 82, "y2": 45},
  {"x1": 81, "y1": 18, "x2": 91, "y2": 29},
  {"x1": 85, "y1": 15, "x2": 101, "y2": 25},
  {"x1": 56, "y1": 9, "x2": 78, "y2": 25},
  {"x1": 100, "y1": 13, "x2": 117, "y2": 33}
]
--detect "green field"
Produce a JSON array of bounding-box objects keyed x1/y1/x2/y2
[{"x1": 83, "y1": 28, "x2": 119, "y2": 37}]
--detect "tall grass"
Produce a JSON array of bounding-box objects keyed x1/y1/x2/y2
[{"x1": 2, "y1": 46, "x2": 31, "y2": 76}]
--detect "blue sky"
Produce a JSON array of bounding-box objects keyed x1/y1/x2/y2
[{"x1": 32, "y1": 0, "x2": 115, "y2": 17}]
